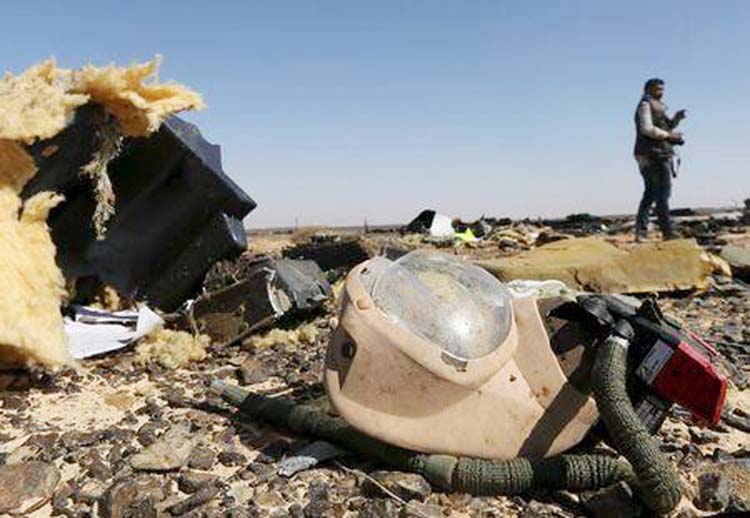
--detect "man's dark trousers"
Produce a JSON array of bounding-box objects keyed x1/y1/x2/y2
[{"x1": 635, "y1": 158, "x2": 673, "y2": 238}]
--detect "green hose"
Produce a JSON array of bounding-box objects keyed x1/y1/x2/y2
[
  {"x1": 213, "y1": 382, "x2": 633, "y2": 494},
  {"x1": 591, "y1": 332, "x2": 682, "y2": 514},
  {"x1": 212, "y1": 325, "x2": 681, "y2": 514}
]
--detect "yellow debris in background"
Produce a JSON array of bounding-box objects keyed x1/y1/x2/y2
[
  {"x1": 0, "y1": 57, "x2": 204, "y2": 371},
  {"x1": 477, "y1": 237, "x2": 715, "y2": 293},
  {"x1": 135, "y1": 329, "x2": 210, "y2": 370}
]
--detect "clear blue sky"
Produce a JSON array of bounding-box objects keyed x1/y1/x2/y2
[{"x1": 3, "y1": 1, "x2": 749, "y2": 228}]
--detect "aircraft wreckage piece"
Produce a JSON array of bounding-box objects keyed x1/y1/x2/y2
[
  {"x1": 22, "y1": 104, "x2": 256, "y2": 312},
  {"x1": 283, "y1": 236, "x2": 372, "y2": 273},
  {"x1": 0, "y1": 58, "x2": 209, "y2": 370},
  {"x1": 184, "y1": 257, "x2": 332, "y2": 344},
  {"x1": 477, "y1": 237, "x2": 715, "y2": 293}
]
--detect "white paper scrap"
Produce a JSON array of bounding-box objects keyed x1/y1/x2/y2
[{"x1": 65, "y1": 305, "x2": 164, "y2": 359}]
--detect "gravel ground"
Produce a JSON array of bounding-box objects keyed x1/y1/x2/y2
[{"x1": 1, "y1": 229, "x2": 749, "y2": 517}]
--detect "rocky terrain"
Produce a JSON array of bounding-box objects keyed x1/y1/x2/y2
[{"x1": 0, "y1": 221, "x2": 749, "y2": 518}]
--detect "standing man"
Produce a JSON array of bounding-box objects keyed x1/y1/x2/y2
[{"x1": 633, "y1": 78, "x2": 686, "y2": 241}]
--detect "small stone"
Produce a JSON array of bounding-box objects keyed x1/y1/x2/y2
[
  {"x1": 137, "y1": 422, "x2": 160, "y2": 447},
  {"x1": 1, "y1": 395, "x2": 27, "y2": 410},
  {"x1": 28, "y1": 432, "x2": 59, "y2": 450},
  {"x1": 178, "y1": 471, "x2": 218, "y2": 494},
  {"x1": 245, "y1": 462, "x2": 276, "y2": 484},
  {"x1": 694, "y1": 472, "x2": 731, "y2": 512},
  {"x1": 238, "y1": 358, "x2": 271, "y2": 385},
  {"x1": 581, "y1": 482, "x2": 642, "y2": 518},
  {"x1": 0, "y1": 461, "x2": 60, "y2": 515},
  {"x1": 167, "y1": 482, "x2": 221, "y2": 515},
  {"x1": 100, "y1": 476, "x2": 165, "y2": 518},
  {"x1": 361, "y1": 471, "x2": 432, "y2": 502},
  {"x1": 137, "y1": 397, "x2": 164, "y2": 419},
  {"x1": 358, "y1": 499, "x2": 400, "y2": 518},
  {"x1": 61, "y1": 431, "x2": 103, "y2": 449},
  {"x1": 400, "y1": 500, "x2": 444, "y2": 517},
  {"x1": 130, "y1": 424, "x2": 193, "y2": 472},
  {"x1": 87, "y1": 458, "x2": 113, "y2": 481},
  {"x1": 188, "y1": 446, "x2": 217, "y2": 470},
  {"x1": 163, "y1": 387, "x2": 191, "y2": 408},
  {"x1": 254, "y1": 490, "x2": 286, "y2": 509},
  {"x1": 52, "y1": 479, "x2": 77, "y2": 513},
  {"x1": 520, "y1": 500, "x2": 568, "y2": 518},
  {"x1": 75, "y1": 480, "x2": 107, "y2": 504},
  {"x1": 689, "y1": 427, "x2": 718, "y2": 445},
  {"x1": 303, "y1": 481, "x2": 331, "y2": 517},
  {"x1": 225, "y1": 505, "x2": 255, "y2": 518},
  {"x1": 218, "y1": 448, "x2": 247, "y2": 467},
  {"x1": 288, "y1": 502, "x2": 304, "y2": 518},
  {"x1": 5, "y1": 444, "x2": 41, "y2": 465},
  {"x1": 723, "y1": 411, "x2": 750, "y2": 432}
]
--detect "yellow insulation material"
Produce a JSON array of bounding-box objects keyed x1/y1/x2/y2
[
  {"x1": 0, "y1": 57, "x2": 204, "y2": 141},
  {"x1": 135, "y1": 329, "x2": 210, "y2": 370},
  {"x1": 0, "y1": 61, "x2": 88, "y2": 142},
  {"x1": 72, "y1": 58, "x2": 205, "y2": 136},
  {"x1": 0, "y1": 189, "x2": 70, "y2": 369},
  {"x1": 0, "y1": 140, "x2": 38, "y2": 191},
  {"x1": 0, "y1": 57, "x2": 204, "y2": 371}
]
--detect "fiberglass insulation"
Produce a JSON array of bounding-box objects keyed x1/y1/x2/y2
[{"x1": 0, "y1": 57, "x2": 204, "y2": 370}]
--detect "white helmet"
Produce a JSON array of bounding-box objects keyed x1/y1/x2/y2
[{"x1": 324, "y1": 250, "x2": 598, "y2": 459}]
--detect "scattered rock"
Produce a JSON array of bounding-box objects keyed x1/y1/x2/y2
[
  {"x1": 52, "y1": 479, "x2": 77, "y2": 515},
  {"x1": 238, "y1": 358, "x2": 271, "y2": 385},
  {"x1": 694, "y1": 472, "x2": 730, "y2": 512},
  {"x1": 689, "y1": 427, "x2": 719, "y2": 445},
  {"x1": 100, "y1": 476, "x2": 165, "y2": 518},
  {"x1": 400, "y1": 500, "x2": 444, "y2": 517},
  {"x1": 581, "y1": 482, "x2": 642, "y2": 518},
  {"x1": 303, "y1": 481, "x2": 332, "y2": 517},
  {"x1": 218, "y1": 448, "x2": 247, "y2": 467},
  {"x1": 0, "y1": 461, "x2": 60, "y2": 515},
  {"x1": 87, "y1": 457, "x2": 113, "y2": 481},
  {"x1": 75, "y1": 480, "x2": 108, "y2": 505},
  {"x1": 178, "y1": 471, "x2": 218, "y2": 494},
  {"x1": 137, "y1": 422, "x2": 161, "y2": 447},
  {"x1": 723, "y1": 410, "x2": 750, "y2": 433},
  {"x1": 188, "y1": 446, "x2": 217, "y2": 470},
  {"x1": 130, "y1": 424, "x2": 193, "y2": 471},
  {"x1": 357, "y1": 498, "x2": 400, "y2": 518},
  {"x1": 519, "y1": 500, "x2": 573, "y2": 517},
  {"x1": 5, "y1": 443, "x2": 41, "y2": 465},
  {"x1": 254, "y1": 490, "x2": 286, "y2": 509},
  {"x1": 61, "y1": 430, "x2": 104, "y2": 450},
  {"x1": 362, "y1": 471, "x2": 432, "y2": 502},
  {"x1": 167, "y1": 482, "x2": 221, "y2": 515}
]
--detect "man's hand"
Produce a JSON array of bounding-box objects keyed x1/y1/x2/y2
[
  {"x1": 674, "y1": 109, "x2": 687, "y2": 122},
  {"x1": 668, "y1": 131, "x2": 684, "y2": 143}
]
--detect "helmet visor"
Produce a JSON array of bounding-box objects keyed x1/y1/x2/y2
[{"x1": 369, "y1": 250, "x2": 513, "y2": 360}]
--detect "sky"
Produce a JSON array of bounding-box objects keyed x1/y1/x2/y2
[{"x1": 3, "y1": 1, "x2": 749, "y2": 228}]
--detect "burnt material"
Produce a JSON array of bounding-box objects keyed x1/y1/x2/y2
[
  {"x1": 22, "y1": 103, "x2": 256, "y2": 311},
  {"x1": 283, "y1": 237, "x2": 370, "y2": 272},
  {"x1": 186, "y1": 257, "x2": 331, "y2": 344}
]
